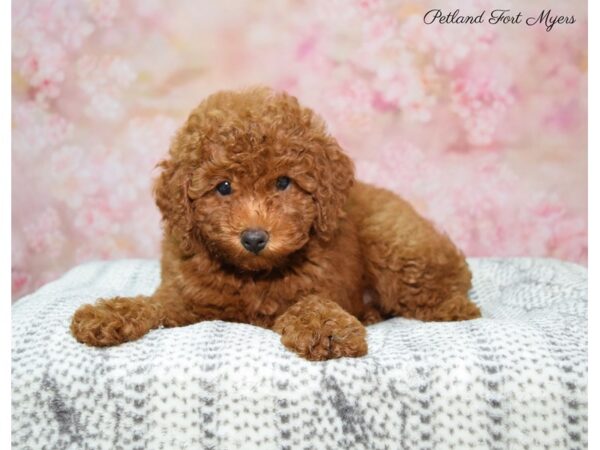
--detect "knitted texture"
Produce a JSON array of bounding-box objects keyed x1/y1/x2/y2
[{"x1": 12, "y1": 258, "x2": 587, "y2": 449}]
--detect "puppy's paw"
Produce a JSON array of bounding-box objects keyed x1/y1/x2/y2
[
  {"x1": 70, "y1": 296, "x2": 160, "y2": 347},
  {"x1": 274, "y1": 300, "x2": 368, "y2": 361}
]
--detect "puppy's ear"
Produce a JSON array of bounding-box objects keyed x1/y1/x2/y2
[
  {"x1": 153, "y1": 158, "x2": 196, "y2": 255},
  {"x1": 310, "y1": 139, "x2": 355, "y2": 240}
]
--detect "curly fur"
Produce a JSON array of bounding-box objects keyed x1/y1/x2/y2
[{"x1": 71, "y1": 87, "x2": 480, "y2": 361}]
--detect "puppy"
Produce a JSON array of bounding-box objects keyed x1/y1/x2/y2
[{"x1": 71, "y1": 87, "x2": 480, "y2": 361}]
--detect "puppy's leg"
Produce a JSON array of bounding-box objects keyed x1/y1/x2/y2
[
  {"x1": 71, "y1": 284, "x2": 233, "y2": 346},
  {"x1": 348, "y1": 182, "x2": 481, "y2": 321},
  {"x1": 71, "y1": 295, "x2": 163, "y2": 346},
  {"x1": 273, "y1": 296, "x2": 368, "y2": 361}
]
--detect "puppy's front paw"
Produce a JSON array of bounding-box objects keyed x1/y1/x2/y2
[
  {"x1": 70, "y1": 296, "x2": 160, "y2": 347},
  {"x1": 274, "y1": 299, "x2": 368, "y2": 361}
]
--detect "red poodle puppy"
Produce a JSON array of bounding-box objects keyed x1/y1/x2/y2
[{"x1": 71, "y1": 87, "x2": 480, "y2": 361}]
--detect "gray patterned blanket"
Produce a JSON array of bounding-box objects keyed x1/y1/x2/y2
[{"x1": 12, "y1": 258, "x2": 588, "y2": 449}]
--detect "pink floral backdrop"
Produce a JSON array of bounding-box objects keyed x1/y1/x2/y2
[{"x1": 12, "y1": 0, "x2": 587, "y2": 300}]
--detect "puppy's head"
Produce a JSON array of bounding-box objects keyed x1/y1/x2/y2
[{"x1": 154, "y1": 87, "x2": 354, "y2": 271}]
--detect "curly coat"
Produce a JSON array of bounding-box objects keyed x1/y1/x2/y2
[{"x1": 71, "y1": 87, "x2": 480, "y2": 361}]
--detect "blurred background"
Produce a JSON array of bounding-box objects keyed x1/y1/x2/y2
[{"x1": 12, "y1": 0, "x2": 587, "y2": 300}]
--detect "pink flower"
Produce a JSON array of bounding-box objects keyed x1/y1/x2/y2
[
  {"x1": 22, "y1": 208, "x2": 66, "y2": 256},
  {"x1": 12, "y1": 269, "x2": 32, "y2": 299},
  {"x1": 451, "y1": 66, "x2": 515, "y2": 146},
  {"x1": 85, "y1": 0, "x2": 120, "y2": 27}
]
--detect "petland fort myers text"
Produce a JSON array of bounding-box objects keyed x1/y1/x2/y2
[{"x1": 423, "y1": 9, "x2": 575, "y2": 32}]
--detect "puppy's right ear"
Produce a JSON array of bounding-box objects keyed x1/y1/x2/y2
[{"x1": 153, "y1": 158, "x2": 196, "y2": 255}]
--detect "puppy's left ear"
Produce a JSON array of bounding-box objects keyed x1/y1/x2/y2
[
  {"x1": 153, "y1": 158, "x2": 197, "y2": 255},
  {"x1": 310, "y1": 139, "x2": 355, "y2": 240}
]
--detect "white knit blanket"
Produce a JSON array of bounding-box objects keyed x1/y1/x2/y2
[{"x1": 12, "y1": 258, "x2": 587, "y2": 449}]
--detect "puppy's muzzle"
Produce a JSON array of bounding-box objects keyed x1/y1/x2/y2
[{"x1": 241, "y1": 229, "x2": 269, "y2": 254}]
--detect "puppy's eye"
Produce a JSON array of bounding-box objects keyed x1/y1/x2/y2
[
  {"x1": 275, "y1": 176, "x2": 291, "y2": 191},
  {"x1": 216, "y1": 181, "x2": 232, "y2": 196}
]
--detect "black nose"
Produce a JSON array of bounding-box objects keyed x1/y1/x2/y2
[{"x1": 241, "y1": 229, "x2": 269, "y2": 254}]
